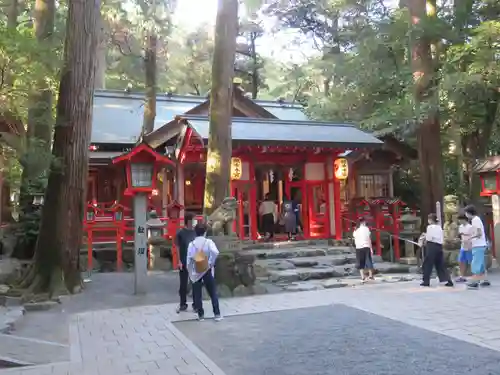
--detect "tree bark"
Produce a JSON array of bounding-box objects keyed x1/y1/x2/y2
[
  {"x1": 142, "y1": 33, "x2": 157, "y2": 135},
  {"x1": 29, "y1": 0, "x2": 100, "y2": 294},
  {"x1": 407, "y1": 0, "x2": 444, "y2": 225},
  {"x1": 13, "y1": 0, "x2": 56, "y2": 259},
  {"x1": 94, "y1": 11, "x2": 107, "y2": 89},
  {"x1": 203, "y1": 0, "x2": 239, "y2": 216}
]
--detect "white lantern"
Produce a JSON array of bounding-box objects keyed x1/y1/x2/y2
[
  {"x1": 130, "y1": 163, "x2": 154, "y2": 188},
  {"x1": 32, "y1": 194, "x2": 44, "y2": 206}
]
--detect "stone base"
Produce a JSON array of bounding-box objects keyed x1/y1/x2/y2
[
  {"x1": 211, "y1": 236, "x2": 243, "y2": 252},
  {"x1": 399, "y1": 257, "x2": 418, "y2": 265}
]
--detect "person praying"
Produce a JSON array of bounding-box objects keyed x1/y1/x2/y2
[
  {"x1": 259, "y1": 193, "x2": 277, "y2": 240},
  {"x1": 421, "y1": 213, "x2": 454, "y2": 287}
]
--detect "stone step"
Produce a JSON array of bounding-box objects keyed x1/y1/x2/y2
[
  {"x1": 276, "y1": 273, "x2": 419, "y2": 292},
  {"x1": 257, "y1": 254, "x2": 383, "y2": 270},
  {"x1": 0, "y1": 334, "x2": 69, "y2": 365},
  {"x1": 266, "y1": 262, "x2": 411, "y2": 284},
  {"x1": 242, "y1": 239, "x2": 344, "y2": 250},
  {"x1": 242, "y1": 246, "x2": 355, "y2": 260}
]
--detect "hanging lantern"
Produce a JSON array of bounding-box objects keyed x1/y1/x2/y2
[
  {"x1": 231, "y1": 157, "x2": 242, "y2": 180},
  {"x1": 334, "y1": 158, "x2": 349, "y2": 180},
  {"x1": 269, "y1": 169, "x2": 274, "y2": 182},
  {"x1": 288, "y1": 168, "x2": 294, "y2": 181}
]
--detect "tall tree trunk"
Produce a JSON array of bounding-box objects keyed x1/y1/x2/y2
[
  {"x1": 203, "y1": 0, "x2": 239, "y2": 216},
  {"x1": 26, "y1": 0, "x2": 100, "y2": 294},
  {"x1": 142, "y1": 33, "x2": 157, "y2": 135},
  {"x1": 250, "y1": 33, "x2": 258, "y2": 99},
  {"x1": 13, "y1": 0, "x2": 55, "y2": 259},
  {"x1": 94, "y1": 12, "x2": 107, "y2": 89},
  {"x1": 408, "y1": 0, "x2": 444, "y2": 224}
]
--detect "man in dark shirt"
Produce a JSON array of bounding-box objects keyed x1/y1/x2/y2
[{"x1": 175, "y1": 213, "x2": 196, "y2": 313}]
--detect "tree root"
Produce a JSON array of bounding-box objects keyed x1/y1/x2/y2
[{"x1": 17, "y1": 264, "x2": 36, "y2": 289}]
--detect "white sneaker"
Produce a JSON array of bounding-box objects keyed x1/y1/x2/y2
[{"x1": 214, "y1": 315, "x2": 223, "y2": 322}]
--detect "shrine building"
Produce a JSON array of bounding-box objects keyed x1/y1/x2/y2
[{"x1": 87, "y1": 87, "x2": 416, "y2": 242}]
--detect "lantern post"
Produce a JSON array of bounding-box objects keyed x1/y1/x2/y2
[{"x1": 113, "y1": 143, "x2": 175, "y2": 294}]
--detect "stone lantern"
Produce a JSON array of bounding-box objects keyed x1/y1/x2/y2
[
  {"x1": 146, "y1": 210, "x2": 167, "y2": 270},
  {"x1": 113, "y1": 142, "x2": 175, "y2": 294},
  {"x1": 399, "y1": 208, "x2": 420, "y2": 265}
]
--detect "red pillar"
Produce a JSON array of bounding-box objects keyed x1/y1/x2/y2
[
  {"x1": 323, "y1": 162, "x2": 331, "y2": 239},
  {"x1": 249, "y1": 161, "x2": 258, "y2": 240},
  {"x1": 392, "y1": 205, "x2": 401, "y2": 260},
  {"x1": 374, "y1": 208, "x2": 382, "y2": 256},
  {"x1": 333, "y1": 177, "x2": 342, "y2": 240}
]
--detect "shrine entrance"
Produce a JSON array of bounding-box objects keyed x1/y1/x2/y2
[{"x1": 230, "y1": 180, "x2": 257, "y2": 240}]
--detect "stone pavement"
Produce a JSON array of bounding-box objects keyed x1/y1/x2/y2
[{"x1": 3, "y1": 274, "x2": 500, "y2": 374}]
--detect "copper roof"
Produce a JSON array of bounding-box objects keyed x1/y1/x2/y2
[{"x1": 474, "y1": 156, "x2": 500, "y2": 173}]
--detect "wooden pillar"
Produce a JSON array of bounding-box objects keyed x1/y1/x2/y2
[
  {"x1": 491, "y1": 194, "x2": 500, "y2": 259},
  {"x1": 176, "y1": 163, "x2": 185, "y2": 219},
  {"x1": 249, "y1": 160, "x2": 258, "y2": 240},
  {"x1": 161, "y1": 168, "x2": 168, "y2": 217},
  {"x1": 333, "y1": 167, "x2": 342, "y2": 241},
  {"x1": 323, "y1": 162, "x2": 331, "y2": 239}
]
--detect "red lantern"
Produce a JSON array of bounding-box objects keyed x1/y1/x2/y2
[{"x1": 113, "y1": 142, "x2": 175, "y2": 196}]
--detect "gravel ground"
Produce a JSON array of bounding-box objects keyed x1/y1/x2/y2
[{"x1": 175, "y1": 304, "x2": 500, "y2": 375}]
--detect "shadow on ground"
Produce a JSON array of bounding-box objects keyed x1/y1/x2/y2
[{"x1": 175, "y1": 304, "x2": 500, "y2": 375}]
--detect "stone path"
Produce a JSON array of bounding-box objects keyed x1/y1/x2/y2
[
  {"x1": 176, "y1": 305, "x2": 500, "y2": 375},
  {"x1": 3, "y1": 274, "x2": 500, "y2": 374}
]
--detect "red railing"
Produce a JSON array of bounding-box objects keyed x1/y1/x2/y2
[
  {"x1": 341, "y1": 198, "x2": 411, "y2": 259},
  {"x1": 83, "y1": 203, "x2": 205, "y2": 272}
]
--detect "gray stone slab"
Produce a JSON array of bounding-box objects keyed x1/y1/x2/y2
[
  {"x1": 175, "y1": 305, "x2": 500, "y2": 375},
  {"x1": 0, "y1": 334, "x2": 68, "y2": 365}
]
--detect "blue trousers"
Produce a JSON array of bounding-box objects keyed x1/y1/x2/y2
[{"x1": 192, "y1": 270, "x2": 220, "y2": 318}]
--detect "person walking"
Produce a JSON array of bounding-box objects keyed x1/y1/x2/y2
[
  {"x1": 282, "y1": 197, "x2": 297, "y2": 241},
  {"x1": 421, "y1": 213, "x2": 454, "y2": 287},
  {"x1": 259, "y1": 193, "x2": 277, "y2": 240},
  {"x1": 175, "y1": 213, "x2": 196, "y2": 313},
  {"x1": 353, "y1": 217, "x2": 374, "y2": 281},
  {"x1": 186, "y1": 223, "x2": 222, "y2": 321},
  {"x1": 464, "y1": 205, "x2": 491, "y2": 289},
  {"x1": 455, "y1": 214, "x2": 474, "y2": 283}
]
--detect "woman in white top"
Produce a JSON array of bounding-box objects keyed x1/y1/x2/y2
[
  {"x1": 353, "y1": 217, "x2": 374, "y2": 281},
  {"x1": 259, "y1": 193, "x2": 277, "y2": 240},
  {"x1": 421, "y1": 213, "x2": 453, "y2": 287}
]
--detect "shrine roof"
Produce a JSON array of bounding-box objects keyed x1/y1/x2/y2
[
  {"x1": 181, "y1": 115, "x2": 383, "y2": 148},
  {"x1": 91, "y1": 90, "x2": 309, "y2": 144},
  {"x1": 474, "y1": 156, "x2": 500, "y2": 173}
]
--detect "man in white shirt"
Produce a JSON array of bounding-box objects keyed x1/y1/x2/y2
[
  {"x1": 186, "y1": 223, "x2": 222, "y2": 321},
  {"x1": 421, "y1": 213, "x2": 453, "y2": 287},
  {"x1": 464, "y1": 205, "x2": 490, "y2": 289},
  {"x1": 353, "y1": 218, "x2": 374, "y2": 281}
]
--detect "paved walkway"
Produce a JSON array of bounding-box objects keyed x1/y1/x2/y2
[{"x1": 3, "y1": 275, "x2": 500, "y2": 374}]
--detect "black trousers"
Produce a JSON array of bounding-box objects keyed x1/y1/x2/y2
[
  {"x1": 178, "y1": 267, "x2": 194, "y2": 308},
  {"x1": 262, "y1": 213, "x2": 275, "y2": 237},
  {"x1": 192, "y1": 271, "x2": 220, "y2": 318},
  {"x1": 422, "y1": 242, "x2": 451, "y2": 284}
]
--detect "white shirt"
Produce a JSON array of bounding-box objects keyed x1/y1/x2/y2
[
  {"x1": 353, "y1": 225, "x2": 371, "y2": 249},
  {"x1": 459, "y1": 223, "x2": 474, "y2": 250},
  {"x1": 186, "y1": 236, "x2": 219, "y2": 283},
  {"x1": 425, "y1": 224, "x2": 443, "y2": 245},
  {"x1": 470, "y1": 216, "x2": 487, "y2": 247}
]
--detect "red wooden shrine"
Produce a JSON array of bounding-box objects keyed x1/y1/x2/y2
[{"x1": 83, "y1": 89, "x2": 417, "y2": 262}]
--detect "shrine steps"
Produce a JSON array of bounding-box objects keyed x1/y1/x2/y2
[{"x1": 243, "y1": 242, "x2": 418, "y2": 292}]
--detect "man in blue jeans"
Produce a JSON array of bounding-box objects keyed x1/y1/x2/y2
[
  {"x1": 186, "y1": 223, "x2": 222, "y2": 321},
  {"x1": 464, "y1": 205, "x2": 491, "y2": 289}
]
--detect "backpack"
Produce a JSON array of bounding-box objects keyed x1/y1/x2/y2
[{"x1": 193, "y1": 240, "x2": 209, "y2": 274}]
